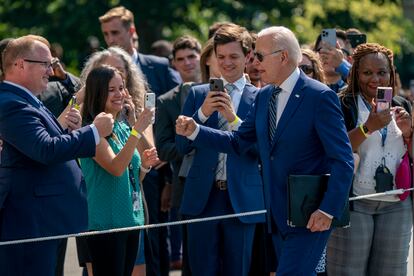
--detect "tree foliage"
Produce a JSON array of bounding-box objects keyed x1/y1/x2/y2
[{"x1": 0, "y1": 0, "x2": 413, "y2": 82}]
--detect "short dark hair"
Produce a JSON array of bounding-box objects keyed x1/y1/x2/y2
[
  {"x1": 213, "y1": 24, "x2": 253, "y2": 56},
  {"x1": 172, "y1": 35, "x2": 201, "y2": 59}
]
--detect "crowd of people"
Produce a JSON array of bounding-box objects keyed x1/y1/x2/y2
[{"x1": 0, "y1": 5, "x2": 412, "y2": 276}]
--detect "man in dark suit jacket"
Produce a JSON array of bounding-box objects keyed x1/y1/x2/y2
[
  {"x1": 155, "y1": 35, "x2": 201, "y2": 275},
  {"x1": 0, "y1": 35, "x2": 114, "y2": 276},
  {"x1": 99, "y1": 6, "x2": 181, "y2": 276},
  {"x1": 176, "y1": 26, "x2": 354, "y2": 275},
  {"x1": 176, "y1": 24, "x2": 265, "y2": 276}
]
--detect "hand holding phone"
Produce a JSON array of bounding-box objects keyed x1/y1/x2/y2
[
  {"x1": 376, "y1": 87, "x2": 392, "y2": 112},
  {"x1": 346, "y1": 33, "x2": 366, "y2": 49}
]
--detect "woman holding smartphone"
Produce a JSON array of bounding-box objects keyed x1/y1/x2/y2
[
  {"x1": 327, "y1": 43, "x2": 412, "y2": 275},
  {"x1": 81, "y1": 65, "x2": 158, "y2": 276}
]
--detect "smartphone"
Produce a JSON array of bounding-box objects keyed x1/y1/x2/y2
[
  {"x1": 376, "y1": 87, "x2": 393, "y2": 112},
  {"x1": 209, "y1": 78, "x2": 224, "y2": 92},
  {"x1": 145, "y1": 93, "x2": 156, "y2": 108},
  {"x1": 347, "y1": 33, "x2": 367, "y2": 48},
  {"x1": 321, "y1": 28, "x2": 337, "y2": 48}
]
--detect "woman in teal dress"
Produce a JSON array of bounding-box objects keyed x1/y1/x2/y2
[{"x1": 80, "y1": 65, "x2": 159, "y2": 276}]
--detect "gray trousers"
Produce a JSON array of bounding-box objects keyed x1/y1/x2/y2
[{"x1": 327, "y1": 198, "x2": 412, "y2": 276}]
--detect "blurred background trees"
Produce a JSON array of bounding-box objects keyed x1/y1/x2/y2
[{"x1": 0, "y1": 0, "x2": 413, "y2": 85}]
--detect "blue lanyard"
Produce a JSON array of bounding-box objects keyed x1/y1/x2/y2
[{"x1": 361, "y1": 96, "x2": 388, "y2": 147}]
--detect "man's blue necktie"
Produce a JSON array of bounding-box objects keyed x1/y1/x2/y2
[{"x1": 269, "y1": 86, "x2": 282, "y2": 142}]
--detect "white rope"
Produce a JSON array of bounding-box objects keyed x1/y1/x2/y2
[
  {"x1": 1, "y1": 187, "x2": 413, "y2": 246},
  {"x1": 0, "y1": 210, "x2": 267, "y2": 246}
]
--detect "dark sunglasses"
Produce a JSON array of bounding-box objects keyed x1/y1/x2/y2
[
  {"x1": 299, "y1": 64, "x2": 314, "y2": 75},
  {"x1": 254, "y1": 49, "x2": 283, "y2": 62}
]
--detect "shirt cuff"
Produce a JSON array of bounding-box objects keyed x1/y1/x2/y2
[
  {"x1": 229, "y1": 116, "x2": 243, "y2": 131},
  {"x1": 335, "y1": 60, "x2": 351, "y2": 79},
  {"x1": 197, "y1": 108, "x2": 209, "y2": 123},
  {"x1": 187, "y1": 124, "x2": 200, "y2": 141},
  {"x1": 318, "y1": 209, "x2": 333, "y2": 219},
  {"x1": 89, "y1": 124, "x2": 100, "y2": 145}
]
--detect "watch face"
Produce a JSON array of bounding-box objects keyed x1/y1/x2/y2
[{"x1": 363, "y1": 125, "x2": 369, "y2": 133}]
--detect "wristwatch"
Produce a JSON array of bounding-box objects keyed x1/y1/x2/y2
[
  {"x1": 359, "y1": 123, "x2": 370, "y2": 138},
  {"x1": 362, "y1": 124, "x2": 370, "y2": 134}
]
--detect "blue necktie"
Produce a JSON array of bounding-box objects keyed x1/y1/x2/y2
[{"x1": 269, "y1": 86, "x2": 282, "y2": 142}]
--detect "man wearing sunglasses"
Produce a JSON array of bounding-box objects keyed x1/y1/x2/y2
[{"x1": 176, "y1": 26, "x2": 353, "y2": 275}]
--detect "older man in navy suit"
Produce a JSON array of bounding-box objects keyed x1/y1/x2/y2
[
  {"x1": 0, "y1": 35, "x2": 114, "y2": 276},
  {"x1": 176, "y1": 24, "x2": 265, "y2": 276},
  {"x1": 176, "y1": 26, "x2": 354, "y2": 275}
]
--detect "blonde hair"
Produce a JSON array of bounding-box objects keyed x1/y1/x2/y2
[
  {"x1": 99, "y1": 6, "x2": 134, "y2": 29},
  {"x1": 301, "y1": 48, "x2": 326, "y2": 84}
]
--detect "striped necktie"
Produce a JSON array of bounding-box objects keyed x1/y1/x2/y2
[
  {"x1": 215, "y1": 83, "x2": 236, "y2": 180},
  {"x1": 268, "y1": 86, "x2": 282, "y2": 142}
]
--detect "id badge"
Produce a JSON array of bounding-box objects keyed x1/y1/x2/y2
[{"x1": 132, "y1": 191, "x2": 141, "y2": 212}]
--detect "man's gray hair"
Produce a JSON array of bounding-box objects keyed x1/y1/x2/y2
[{"x1": 258, "y1": 26, "x2": 301, "y2": 65}]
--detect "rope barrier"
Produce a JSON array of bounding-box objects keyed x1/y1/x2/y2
[{"x1": 0, "y1": 187, "x2": 413, "y2": 246}]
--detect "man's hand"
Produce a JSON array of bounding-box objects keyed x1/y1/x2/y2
[
  {"x1": 51, "y1": 58, "x2": 67, "y2": 80},
  {"x1": 318, "y1": 41, "x2": 344, "y2": 70},
  {"x1": 306, "y1": 210, "x2": 332, "y2": 232},
  {"x1": 64, "y1": 107, "x2": 82, "y2": 131},
  {"x1": 200, "y1": 91, "x2": 224, "y2": 117},
  {"x1": 215, "y1": 92, "x2": 236, "y2": 122},
  {"x1": 176, "y1": 115, "x2": 197, "y2": 137},
  {"x1": 93, "y1": 112, "x2": 114, "y2": 138}
]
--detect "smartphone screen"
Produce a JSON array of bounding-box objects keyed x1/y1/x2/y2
[
  {"x1": 321, "y1": 29, "x2": 336, "y2": 48},
  {"x1": 376, "y1": 87, "x2": 392, "y2": 112},
  {"x1": 145, "y1": 93, "x2": 156, "y2": 108}
]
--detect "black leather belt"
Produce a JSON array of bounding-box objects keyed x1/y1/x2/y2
[{"x1": 215, "y1": 180, "x2": 227, "y2": 190}]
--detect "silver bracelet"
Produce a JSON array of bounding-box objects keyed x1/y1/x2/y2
[{"x1": 140, "y1": 165, "x2": 152, "y2": 173}]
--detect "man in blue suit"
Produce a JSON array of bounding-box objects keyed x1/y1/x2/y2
[
  {"x1": 99, "y1": 6, "x2": 180, "y2": 97},
  {"x1": 176, "y1": 24, "x2": 265, "y2": 276},
  {"x1": 0, "y1": 35, "x2": 114, "y2": 275},
  {"x1": 176, "y1": 26, "x2": 354, "y2": 275}
]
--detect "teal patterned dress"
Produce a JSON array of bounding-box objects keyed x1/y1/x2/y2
[{"x1": 80, "y1": 121, "x2": 144, "y2": 231}]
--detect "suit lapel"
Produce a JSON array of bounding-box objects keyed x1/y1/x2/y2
[
  {"x1": 271, "y1": 74, "x2": 306, "y2": 149},
  {"x1": 236, "y1": 84, "x2": 256, "y2": 118}
]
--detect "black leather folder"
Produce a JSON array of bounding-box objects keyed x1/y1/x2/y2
[{"x1": 287, "y1": 174, "x2": 350, "y2": 228}]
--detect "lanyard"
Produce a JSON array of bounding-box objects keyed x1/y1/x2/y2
[
  {"x1": 361, "y1": 96, "x2": 388, "y2": 147},
  {"x1": 128, "y1": 163, "x2": 137, "y2": 192}
]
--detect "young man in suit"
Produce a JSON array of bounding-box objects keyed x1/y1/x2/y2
[
  {"x1": 155, "y1": 35, "x2": 201, "y2": 275},
  {"x1": 176, "y1": 26, "x2": 354, "y2": 275},
  {"x1": 176, "y1": 24, "x2": 265, "y2": 276},
  {"x1": 99, "y1": 6, "x2": 180, "y2": 97},
  {"x1": 0, "y1": 35, "x2": 114, "y2": 276}
]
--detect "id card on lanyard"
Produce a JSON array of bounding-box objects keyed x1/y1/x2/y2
[{"x1": 128, "y1": 163, "x2": 141, "y2": 212}]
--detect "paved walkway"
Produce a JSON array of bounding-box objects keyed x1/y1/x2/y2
[{"x1": 64, "y1": 235, "x2": 413, "y2": 276}]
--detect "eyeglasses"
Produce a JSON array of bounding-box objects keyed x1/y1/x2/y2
[
  {"x1": 299, "y1": 64, "x2": 314, "y2": 75},
  {"x1": 23, "y1": 59, "x2": 53, "y2": 70},
  {"x1": 254, "y1": 49, "x2": 284, "y2": 62}
]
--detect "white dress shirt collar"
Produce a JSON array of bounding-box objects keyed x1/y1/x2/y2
[{"x1": 279, "y1": 67, "x2": 300, "y2": 94}]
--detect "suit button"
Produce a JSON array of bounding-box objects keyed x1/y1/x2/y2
[{"x1": 270, "y1": 156, "x2": 274, "y2": 161}]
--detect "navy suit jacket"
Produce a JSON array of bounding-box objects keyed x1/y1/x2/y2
[
  {"x1": 176, "y1": 83, "x2": 266, "y2": 224},
  {"x1": 192, "y1": 72, "x2": 354, "y2": 233},
  {"x1": 0, "y1": 82, "x2": 96, "y2": 241},
  {"x1": 136, "y1": 53, "x2": 181, "y2": 97}
]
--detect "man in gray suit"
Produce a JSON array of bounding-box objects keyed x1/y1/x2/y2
[{"x1": 155, "y1": 35, "x2": 201, "y2": 275}]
